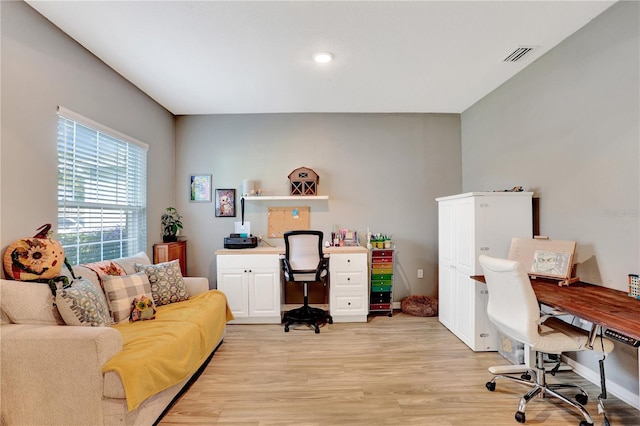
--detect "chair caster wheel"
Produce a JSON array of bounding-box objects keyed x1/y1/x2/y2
[
  {"x1": 314, "y1": 327, "x2": 320, "y2": 334},
  {"x1": 486, "y1": 381, "x2": 496, "y2": 392},
  {"x1": 515, "y1": 411, "x2": 526, "y2": 423},
  {"x1": 328, "y1": 317, "x2": 333, "y2": 324},
  {"x1": 521, "y1": 372, "x2": 531, "y2": 381},
  {"x1": 575, "y1": 393, "x2": 588, "y2": 405},
  {"x1": 284, "y1": 326, "x2": 289, "y2": 332},
  {"x1": 578, "y1": 421, "x2": 593, "y2": 426}
]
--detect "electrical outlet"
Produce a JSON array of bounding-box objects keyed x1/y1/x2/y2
[{"x1": 417, "y1": 269, "x2": 424, "y2": 279}]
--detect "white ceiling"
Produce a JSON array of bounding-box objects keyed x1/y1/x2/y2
[{"x1": 26, "y1": 1, "x2": 616, "y2": 115}]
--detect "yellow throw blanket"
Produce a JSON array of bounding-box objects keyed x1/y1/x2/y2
[{"x1": 103, "y1": 290, "x2": 234, "y2": 411}]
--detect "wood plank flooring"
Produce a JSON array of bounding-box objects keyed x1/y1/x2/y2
[{"x1": 160, "y1": 313, "x2": 640, "y2": 425}]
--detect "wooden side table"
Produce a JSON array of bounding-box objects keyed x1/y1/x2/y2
[{"x1": 153, "y1": 240, "x2": 187, "y2": 276}]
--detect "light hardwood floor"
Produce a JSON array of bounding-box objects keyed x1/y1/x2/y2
[{"x1": 160, "y1": 313, "x2": 640, "y2": 425}]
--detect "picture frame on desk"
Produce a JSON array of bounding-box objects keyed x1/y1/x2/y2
[
  {"x1": 215, "y1": 188, "x2": 236, "y2": 217},
  {"x1": 189, "y1": 174, "x2": 212, "y2": 202}
]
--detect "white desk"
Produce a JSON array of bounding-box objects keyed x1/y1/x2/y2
[{"x1": 215, "y1": 246, "x2": 369, "y2": 324}]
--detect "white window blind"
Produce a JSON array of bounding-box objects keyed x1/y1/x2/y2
[{"x1": 57, "y1": 107, "x2": 148, "y2": 265}]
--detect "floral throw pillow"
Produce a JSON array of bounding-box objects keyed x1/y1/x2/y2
[
  {"x1": 130, "y1": 295, "x2": 156, "y2": 322},
  {"x1": 83, "y1": 260, "x2": 126, "y2": 288},
  {"x1": 55, "y1": 278, "x2": 112, "y2": 327},
  {"x1": 134, "y1": 260, "x2": 189, "y2": 306}
]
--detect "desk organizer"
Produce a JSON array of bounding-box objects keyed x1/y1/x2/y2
[
  {"x1": 629, "y1": 274, "x2": 640, "y2": 299},
  {"x1": 370, "y1": 248, "x2": 394, "y2": 317}
]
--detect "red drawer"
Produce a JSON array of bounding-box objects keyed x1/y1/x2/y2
[
  {"x1": 372, "y1": 250, "x2": 393, "y2": 258},
  {"x1": 370, "y1": 303, "x2": 392, "y2": 310}
]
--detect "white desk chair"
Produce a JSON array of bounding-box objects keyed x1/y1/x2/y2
[{"x1": 479, "y1": 255, "x2": 614, "y2": 426}]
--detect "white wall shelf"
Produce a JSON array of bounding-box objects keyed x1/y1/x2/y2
[{"x1": 242, "y1": 195, "x2": 329, "y2": 201}]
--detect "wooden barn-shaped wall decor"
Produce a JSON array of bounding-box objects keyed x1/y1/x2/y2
[{"x1": 288, "y1": 167, "x2": 319, "y2": 196}]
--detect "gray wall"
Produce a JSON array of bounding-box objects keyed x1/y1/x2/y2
[
  {"x1": 175, "y1": 113, "x2": 461, "y2": 299},
  {"x1": 461, "y1": 1, "x2": 639, "y2": 405},
  {"x1": 0, "y1": 0, "x2": 175, "y2": 262}
]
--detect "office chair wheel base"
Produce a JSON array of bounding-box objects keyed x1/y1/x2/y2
[
  {"x1": 521, "y1": 372, "x2": 531, "y2": 381},
  {"x1": 575, "y1": 393, "x2": 588, "y2": 405},
  {"x1": 485, "y1": 381, "x2": 496, "y2": 392},
  {"x1": 515, "y1": 411, "x2": 526, "y2": 423}
]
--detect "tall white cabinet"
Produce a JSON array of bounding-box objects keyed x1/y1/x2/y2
[{"x1": 436, "y1": 192, "x2": 533, "y2": 351}]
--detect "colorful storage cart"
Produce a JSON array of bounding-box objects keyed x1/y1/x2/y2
[{"x1": 370, "y1": 248, "x2": 394, "y2": 317}]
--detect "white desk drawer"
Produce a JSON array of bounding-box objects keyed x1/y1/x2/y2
[
  {"x1": 332, "y1": 271, "x2": 365, "y2": 289},
  {"x1": 330, "y1": 253, "x2": 367, "y2": 271},
  {"x1": 332, "y1": 294, "x2": 366, "y2": 314}
]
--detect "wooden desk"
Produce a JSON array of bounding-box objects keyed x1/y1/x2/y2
[
  {"x1": 472, "y1": 275, "x2": 640, "y2": 342},
  {"x1": 530, "y1": 279, "x2": 640, "y2": 343},
  {"x1": 216, "y1": 246, "x2": 369, "y2": 324}
]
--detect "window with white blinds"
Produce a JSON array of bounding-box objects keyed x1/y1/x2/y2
[{"x1": 57, "y1": 107, "x2": 148, "y2": 265}]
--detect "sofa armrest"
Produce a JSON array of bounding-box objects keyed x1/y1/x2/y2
[
  {"x1": 1, "y1": 323, "x2": 122, "y2": 425},
  {"x1": 184, "y1": 276, "x2": 209, "y2": 296}
]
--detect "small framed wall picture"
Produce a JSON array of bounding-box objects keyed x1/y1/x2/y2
[
  {"x1": 190, "y1": 174, "x2": 212, "y2": 202},
  {"x1": 215, "y1": 189, "x2": 236, "y2": 217}
]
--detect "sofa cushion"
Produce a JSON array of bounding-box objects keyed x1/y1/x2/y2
[
  {"x1": 114, "y1": 252, "x2": 152, "y2": 275},
  {"x1": 56, "y1": 278, "x2": 112, "y2": 327},
  {"x1": 135, "y1": 260, "x2": 189, "y2": 306},
  {"x1": 103, "y1": 272, "x2": 153, "y2": 324},
  {"x1": 0, "y1": 279, "x2": 64, "y2": 325}
]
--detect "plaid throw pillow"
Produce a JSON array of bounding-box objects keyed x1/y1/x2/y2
[
  {"x1": 102, "y1": 272, "x2": 153, "y2": 324},
  {"x1": 134, "y1": 260, "x2": 189, "y2": 306}
]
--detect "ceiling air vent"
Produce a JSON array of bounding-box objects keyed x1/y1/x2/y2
[{"x1": 503, "y1": 46, "x2": 538, "y2": 63}]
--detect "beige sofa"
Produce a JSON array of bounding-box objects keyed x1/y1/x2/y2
[{"x1": 0, "y1": 252, "x2": 232, "y2": 426}]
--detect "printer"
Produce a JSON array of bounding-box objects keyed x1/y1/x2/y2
[
  {"x1": 224, "y1": 234, "x2": 258, "y2": 249},
  {"x1": 224, "y1": 197, "x2": 258, "y2": 249}
]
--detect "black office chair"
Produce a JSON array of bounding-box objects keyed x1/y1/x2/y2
[{"x1": 281, "y1": 230, "x2": 333, "y2": 333}]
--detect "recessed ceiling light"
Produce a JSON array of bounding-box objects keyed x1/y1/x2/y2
[{"x1": 313, "y1": 52, "x2": 334, "y2": 63}]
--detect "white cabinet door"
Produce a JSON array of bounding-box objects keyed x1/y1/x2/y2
[
  {"x1": 248, "y1": 268, "x2": 280, "y2": 317},
  {"x1": 217, "y1": 268, "x2": 248, "y2": 318},
  {"x1": 437, "y1": 261, "x2": 455, "y2": 330},
  {"x1": 438, "y1": 201, "x2": 456, "y2": 330}
]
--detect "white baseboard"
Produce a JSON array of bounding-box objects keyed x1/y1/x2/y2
[{"x1": 562, "y1": 356, "x2": 640, "y2": 410}]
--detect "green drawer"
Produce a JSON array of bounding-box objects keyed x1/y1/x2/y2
[
  {"x1": 371, "y1": 273, "x2": 392, "y2": 280},
  {"x1": 371, "y1": 285, "x2": 392, "y2": 292}
]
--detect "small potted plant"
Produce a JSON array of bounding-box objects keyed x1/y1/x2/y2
[{"x1": 161, "y1": 207, "x2": 183, "y2": 242}]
